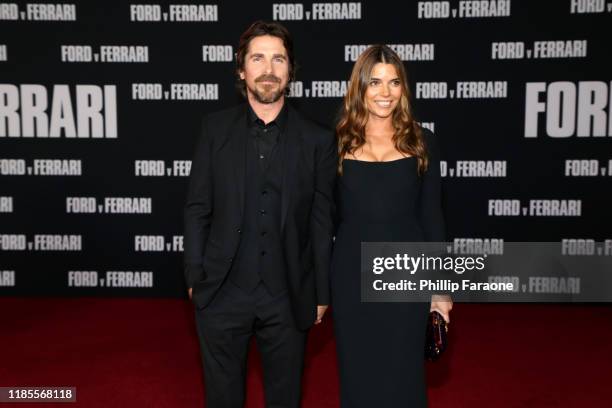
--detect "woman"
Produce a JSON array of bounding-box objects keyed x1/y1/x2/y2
[{"x1": 331, "y1": 44, "x2": 452, "y2": 407}]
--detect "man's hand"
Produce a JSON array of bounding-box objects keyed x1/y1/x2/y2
[
  {"x1": 315, "y1": 305, "x2": 328, "y2": 325},
  {"x1": 430, "y1": 295, "x2": 453, "y2": 324},
  {"x1": 188, "y1": 287, "x2": 193, "y2": 300}
]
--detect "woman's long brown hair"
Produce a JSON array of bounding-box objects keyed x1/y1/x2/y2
[{"x1": 336, "y1": 44, "x2": 428, "y2": 175}]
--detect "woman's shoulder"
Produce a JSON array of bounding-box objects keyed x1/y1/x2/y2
[
  {"x1": 418, "y1": 124, "x2": 435, "y2": 139},
  {"x1": 417, "y1": 124, "x2": 439, "y2": 152}
]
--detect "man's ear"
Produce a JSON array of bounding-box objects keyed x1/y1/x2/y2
[{"x1": 239, "y1": 70, "x2": 245, "y2": 80}]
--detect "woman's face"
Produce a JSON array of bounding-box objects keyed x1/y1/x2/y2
[{"x1": 364, "y1": 63, "x2": 402, "y2": 121}]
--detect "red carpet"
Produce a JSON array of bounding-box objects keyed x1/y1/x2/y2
[{"x1": 1, "y1": 298, "x2": 610, "y2": 407}]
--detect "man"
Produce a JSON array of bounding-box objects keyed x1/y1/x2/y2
[{"x1": 184, "y1": 21, "x2": 337, "y2": 408}]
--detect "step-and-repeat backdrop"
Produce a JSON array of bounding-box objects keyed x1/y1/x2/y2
[{"x1": 0, "y1": 0, "x2": 610, "y2": 297}]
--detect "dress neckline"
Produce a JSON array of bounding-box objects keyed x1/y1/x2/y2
[{"x1": 343, "y1": 156, "x2": 415, "y2": 164}]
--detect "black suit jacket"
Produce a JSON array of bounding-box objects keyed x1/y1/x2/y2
[{"x1": 184, "y1": 102, "x2": 337, "y2": 330}]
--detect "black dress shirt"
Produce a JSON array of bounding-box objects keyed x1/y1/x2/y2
[{"x1": 247, "y1": 103, "x2": 288, "y2": 169}]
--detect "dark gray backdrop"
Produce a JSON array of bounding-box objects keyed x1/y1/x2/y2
[{"x1": 0, "y1": 0, "x2": 610, "y2": 297}]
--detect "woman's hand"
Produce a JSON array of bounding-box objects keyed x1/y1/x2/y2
[
  {"x1": 315, "y1": 305, "x2": 328, "y2": 324},
  {"x1": 430, "y1": 295, "x2": 453, "y2": 323}
]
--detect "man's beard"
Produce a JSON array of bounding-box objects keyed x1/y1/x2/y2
[{"x1": 247, "y1": 74, "x2": 287, "y2": 104}]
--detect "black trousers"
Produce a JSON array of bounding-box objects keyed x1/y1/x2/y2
[{"x1": 194, "y1": 280, "x2": 307, "y2": 408}]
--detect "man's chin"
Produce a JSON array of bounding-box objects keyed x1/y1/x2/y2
[{"x1": 253, "y1": 90, "x2": 284, "y2": 104}]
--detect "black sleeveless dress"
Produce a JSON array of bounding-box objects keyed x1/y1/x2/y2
[{"x1": 330, "y1": 129, "x2": 445, "y2": 407}]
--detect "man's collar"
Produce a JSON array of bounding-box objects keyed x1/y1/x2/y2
[{"x1": 247, "y1": 100, "x2": 288, "y2": 131}]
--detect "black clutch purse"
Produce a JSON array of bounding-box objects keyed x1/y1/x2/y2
[{"x1": 424, "y1": 311, "x2": 448, "y2": 361}]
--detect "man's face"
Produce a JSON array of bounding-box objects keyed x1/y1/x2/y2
[{"x1": 240, "y1": 35, "x2": 290, "y2": 104}]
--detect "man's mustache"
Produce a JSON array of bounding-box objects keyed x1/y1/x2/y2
[{"x1": 255, "y1": 75, "x2": 281, "y2": 83}]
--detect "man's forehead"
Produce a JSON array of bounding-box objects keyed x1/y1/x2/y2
[{"x1": 247, "y1": 35, "x2": 287, "y2": 55}]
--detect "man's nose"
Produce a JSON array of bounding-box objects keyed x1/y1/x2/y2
[{"x1": 264, "y1": 58, "x2": 273, "y2": 74}]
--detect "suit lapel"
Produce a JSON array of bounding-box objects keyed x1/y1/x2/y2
[
  {"x1": 281, "y1": 107, "x2": 301, "y2": 232},
  {"x1": 228, "y1": 105, "x2": 248, "y2": 218}
]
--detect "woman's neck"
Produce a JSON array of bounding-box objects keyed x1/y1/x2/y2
[{"x1": 365, "y1": 115, "x2": 394, "y2": 141}]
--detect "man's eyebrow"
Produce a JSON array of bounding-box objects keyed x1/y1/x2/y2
[{"x1": 272, "y1": 53, "x2": 287, "y2": 59}]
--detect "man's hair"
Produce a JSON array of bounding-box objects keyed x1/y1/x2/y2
[{"x1": 235, "y1": 20, "x2": 296, "y2": 98}]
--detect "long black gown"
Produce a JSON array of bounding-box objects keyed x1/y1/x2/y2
[{"x1": 331, "y1": 129, "x2": 445, "y2": 408}]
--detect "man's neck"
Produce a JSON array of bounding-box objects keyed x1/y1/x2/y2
[{"x1": 247, "y1": 93, "x2": 285, "y2": 125}]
